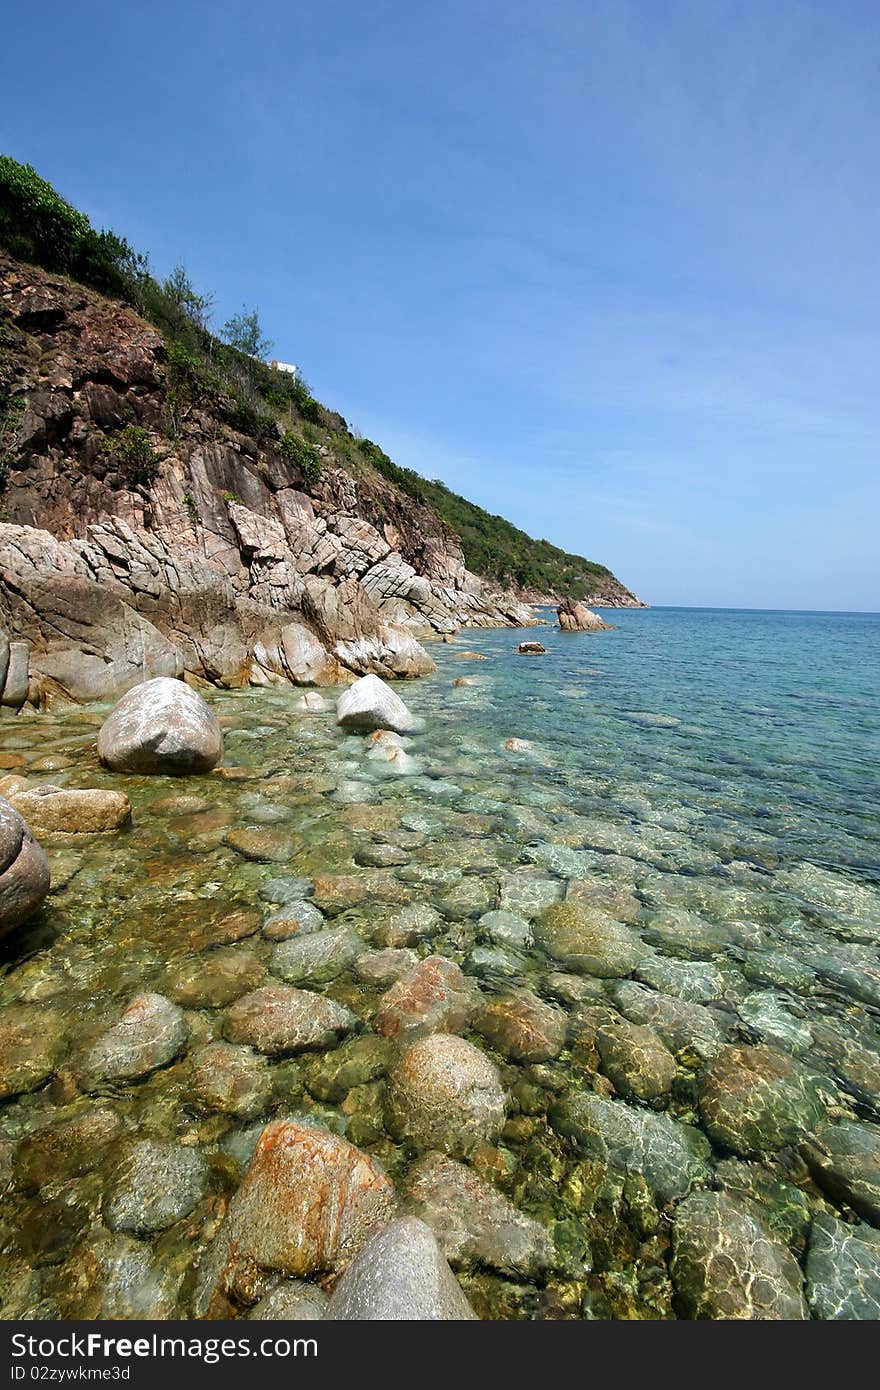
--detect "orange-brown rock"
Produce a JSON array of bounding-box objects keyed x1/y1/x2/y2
[
  {"x1": 192, "y1": 1121, "x2": 395, "y2": 1315},
  {"x1": 375, "y1": 957, "x2": 477, "y2": 1038}
]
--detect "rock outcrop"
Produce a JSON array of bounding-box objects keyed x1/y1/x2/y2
[
  {"x1": 557, "y1": 598, "x2": 612, "y2": 631},
  {"x1": 0, "y1": 254, "x2": 581, "y2": 708}
]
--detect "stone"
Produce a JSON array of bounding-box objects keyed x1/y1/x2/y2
[
  {"x1": 611, "y1": 981, "x2": 722, "y2": 1062},
  {"x1": 375, "y1": 957, "x2": 477, "y2": 1038},
  {"x1": 535, "y1": 900, "x2": 649, "y2": 977},
  {"x1": 103, "y1": 1139, "x2": 209, "y2": 1234},
  {"x1": 479, "y1": 909, "x2": 533, "y2": 949},
  {"x1": 247, "y1": 1281, "x2": 328, "y2": 1319},
  {"x1": 224, "y1": 827, "x2": 295, "y2": 863},
  {"x1": 14, "y1": 1106, "x2": 123, "y2": 1191},
  {"x1": 1, "y1": 639, "x2": 30, "y2": 707},
  {"x1": 294, "y1": 691, "x2": 328, "y2": 712},
  {"x1": 355, "y1": 948, "x2": 418, "y2": 985},
  {"x1": 223, "y1": 985, "x2": 357, "y2": 1054},
  {"x1": 386, "y1": 1033, "x2": 507, "y2": 1156},
  {"x1": 163, "y1": 947, "x2": 265, "y2": 1008},
  {"x1": 270, "y1": 925, "x2": 365, "y2": 985},
  {"x1": 9, "y1": 786, "x2": 131, "y2": 835},
  {"x1": 557, "y1": 599, "x2": 610, "y2": 632},
  {"x1": 549, "y1": 1091, "x2": 711, "y2": 1204},
  {"x1": 0, "y1": 1003, "x2": 67, "y2": 1099},
  {"x1": 737, "y1": 990, "x2": 813, "y2": 1054},
  {"x1": 596, "y1": 1016, "x2": 678, "y2": 1101},
  {"x1": 97, "y1": 676, "x2": 222, "y2": 774},
  {"x1": 0, "y1": 796, "x2": 51, "y2": 939},
  {"x1": 325, "y1": 1217, "x2": 477, "y2": 1320},
  {"x1": 336, "y1": 673, "x2": 416, "y2": 735},
  {"x1": 404, "y1": 1152, "x2": 553, "y2": 1276},
  {"x1": 378, "y1": 902, "x2": 443, "y2": 946},
  {"x1": 193, "y1": 1121, "x2": 395, "y2": 1314},
  {"x1": 634, "y1": 955, "x2": 725, "y2": 1002},
  {"x1": 302, "y1": 1035, "x2": 393, "y2": 1103},
  {"x1": 700, "y1": 1044, "x2": 828, "y2": 1157},
  {"x1": 802, "y1": 1120, "x2": 880, "y2": 1226},
  {"x1": 517, "y1": 642, "x2": 546, "y2": 654},
  {"x1": 58, "y1": 1231, "x2": 183, "y2": 1319},
  {"x1": 187, "y1": 1041, "x2": 274, "y2": 1119},
  {"x1": 671, "y1": 1190, "x2": 808, "y2": 1319},
  {"x1": 78, "y1": 992, "x2": 188, "y2": 1087},
  {"x1": 262, "y1": 900, "x2": 324, "y2": 940},
  {"x1": 805, "y1": 1213, "x2": 880, "y2": 1319},
  {"x1": 473, "y1": 990, "x2": 566, "y2": 1062}
]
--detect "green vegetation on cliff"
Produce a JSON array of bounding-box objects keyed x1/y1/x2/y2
[{"x1": 0, "y1": 155, "x2": 629, "y2": 600}]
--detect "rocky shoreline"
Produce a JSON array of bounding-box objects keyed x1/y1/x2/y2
[
  {"x1": 0, "y1": 254, "x2": 560, "y2": 713},
  {"x1": 1, "y1": 658, "x2": 879, "y2": 1321}
]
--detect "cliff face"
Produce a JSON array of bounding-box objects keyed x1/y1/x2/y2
[{"x1": 0, "y1": 256, "x2": 543, "y2": 709}]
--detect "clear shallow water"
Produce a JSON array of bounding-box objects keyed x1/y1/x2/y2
[{"x1": 1, "y1": 607, "x2": 879, "y2": 1319}]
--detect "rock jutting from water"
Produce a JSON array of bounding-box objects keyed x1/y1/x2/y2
[
  {"x1": 0, "y1": 796, "x2": 51, "y2": 939},
  {"x1": 557, "y1": 599, "x2": 612, "y2": 632},
  {"x1": 97, "y1": 676, "x2": 223, "y2": 775},
  {"x1": 336, "y1": 673, "x2": 417, "y2": 735}
]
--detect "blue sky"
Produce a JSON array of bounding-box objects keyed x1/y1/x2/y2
[{"x1": 2, "y1": 0, "x2": 878, "y2": 609}]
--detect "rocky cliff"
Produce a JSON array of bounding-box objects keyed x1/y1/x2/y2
[{"x1": 0, "y1": 253, "x2": 635, "y2": 710}]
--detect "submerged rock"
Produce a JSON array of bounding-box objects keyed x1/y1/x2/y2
[
  {"x1": 634, "y1": 955, "x2": 725, "y2": 1003},
  {"x1": 14, "y1": 1106, "x2": 123, "y2": 1190},
  {"x1": 325, "y1": 1217, "x2": 477, "y2": 1320},
  {"x1": 58, "y1": 1230, "x2": 184, "y2": 1319},
  {"x1": 611, "y1": 980, "x2": 722, "y2": 1062},
  {"x1": 247, "y1": 1281, "x2": 328, "y2": 1319},
  {"x1": 386, "y1": 1033, "x2": 507, "y2": 1156},
  {"x1": 535, "y1": 900, "x2": 649, "y2": 977},
  {"x1": 671, "y1": 1190, "x2": 808, "y2": 1319},
  {"x1": 193, "y1": 1121, "x2": 395, "y2": 1315},
  {"x1": 473, "y1": 989, "x2": 566, "y2": 1062},
  {"x1": 0, "y1": 1003, "x2": 67, "y2": 1099},
  {"x1": 163, "y1": 947, "x2": 265, "y2": 1009},
  {"x1": 375, "y1": 957, "x2": 477, "y2": 1038},
  {"x1": 187, "y1": 1041, "x2": 274, "y2": 1120},
  {"x1": 802, "y1": 1120, "x2": 880, "y2": 1226},
  {"x1": 805, "y1": 1213, "x2": 880, "y2": 1319},
  {"x1": 78, "y1": 992, "x2": 188, "y2": 1088},
  {"x1": 595, "y1": 1016, "x2": 678, "y2": 1102},
  {"x1": 355, "y1": 947, "x2": 419, "y2": 985},
  {"x1": 97, "y1": 676, "x2": 222, "y2": 775},
  {"x1": 549, "y1": 1091, "x2": 711, "y2": 1204},
  {"x1": 103, "y1": 1139, "x2": 209, "y2": 1234},
  {"x1": 699, "y1": 1044, "x2": 828, "y2": 1157},
  {"x1": 9, "y1": 786, "x2": 131, "y2": 835},
  {"x1": 0, "y1": 796, "x2": 51, "y2": 939},
  {"x1": 223, "y1": 984, "x2": 357, "y2": 1054},
  {"x1": 270, "y1": 925, "x2": 365, "y2": 985},
  {"x1": 479, "y1": 909, "x2": 533, "y2": 949},
  {"x1": 404, "y1": 1152, "x2": 553, "y2": 1276},
  {"x1": 336, "y1": 673, "x2": 416, "y2": 735}
]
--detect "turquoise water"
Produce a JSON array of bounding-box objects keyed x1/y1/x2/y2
[
  {"x1": 1, "y1": 606, "x2": 879, "y2": 1319},
  {"x1": 448, "y1": 607, "x2": 880, "y2": 880}
]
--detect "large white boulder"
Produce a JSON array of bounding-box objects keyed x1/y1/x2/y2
[
  {"x1": 336, "y1": 673, "x2": 416, "y2": 735},
  {"x1": 97, "y1": 677, "x2": 222, "y2": 775}
]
